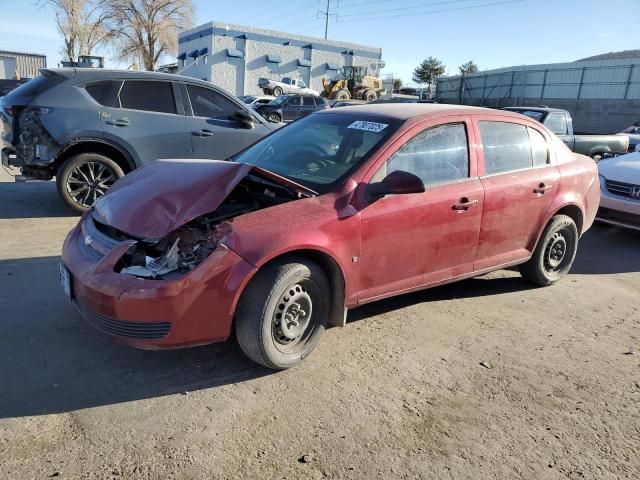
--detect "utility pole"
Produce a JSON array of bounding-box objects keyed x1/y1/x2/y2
[{"x1": 318, "y1": 0, "x2": 337, "y2": 39}]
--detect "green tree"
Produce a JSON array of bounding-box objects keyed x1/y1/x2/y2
[
  {"x1": 459, "y1": 60, "x2": 479, "y2": 75},
  {"x1": 412, "y1": 57, "x2": 445, "y2": 87},
  {"x1": 393, "y1": 78, "x2": 403, "y2": 90}
]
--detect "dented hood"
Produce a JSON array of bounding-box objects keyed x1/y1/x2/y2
[{"x1": 93, "y1": 160, "x2": 253, "y2": 239}]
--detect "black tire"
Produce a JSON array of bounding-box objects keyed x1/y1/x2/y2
[
  {"x1": 267, "y1": 112, "x2": 282, "y2": 123},
  {"x1": 364, "y1": 90, "x2": 377, "y2": 102},
  {"x1": 272, "y1": 86, "x2": 283, "y2": 97},
  {"x1": 235, "y1": 259, "x2": 330, "y2": 370},
  {"x1": 335, "y1": 89, "x2": 350, "y2": 101},
  {"x1": 519, "y1": 214, "x2": 578, "y2": 286},
  {"x1": 56, "y1": 153, "x2": 124, "y2": 213},
  {"x1": 590, "y1": 152, "x2": 605, "y2": 161}
]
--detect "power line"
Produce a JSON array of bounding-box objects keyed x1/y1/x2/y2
[
  {"x1": 336, "y1": 0, "x2": 524, "y2": 23},
  {"x1": 338, "y1": 0, "x2": 478, "y2": 18}
]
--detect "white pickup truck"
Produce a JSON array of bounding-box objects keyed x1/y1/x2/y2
[{"x1": 258, "y1": 77, "x2": 320, "y2": 97}]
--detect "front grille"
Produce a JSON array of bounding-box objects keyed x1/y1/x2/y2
[
  {"x1": 596, "y1": 207, "x2": 640, "y2": 228},
  {"x1": 78, "y1": 216, "x2": 126, "y2": 262},
  {"x1": 83, "y1": 309, "x2": 171, "y2": 340},
  {"x1": 604, "y1": 179, "x2": 640, "y2": 201}
]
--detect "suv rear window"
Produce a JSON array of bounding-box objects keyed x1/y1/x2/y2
[
  {"x1": 84, "y1": 81, "x2": 112, "y2": 105},
  {"x1": 119, "y1": 80, "x2": 176, "y2": 114},
  {"x1": 302, "y1": 96, "x2": 315, "y2": 106}
]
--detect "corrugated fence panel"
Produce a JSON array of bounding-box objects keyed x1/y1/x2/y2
[
  {"x1": 581, "y1": 83, "x2": 627, "y2": 99},
  {"x1": 544, "y1": 84, "x2": 580, "y2": 98}
]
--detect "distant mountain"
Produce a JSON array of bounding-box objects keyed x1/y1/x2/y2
[{"x1": 576, "y1": 50, "x2": 640, "y2": 61}]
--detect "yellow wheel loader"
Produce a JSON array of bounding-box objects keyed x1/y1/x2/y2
[{"x1": 321, "y1": 66, "x2": 386, "y2": 102}]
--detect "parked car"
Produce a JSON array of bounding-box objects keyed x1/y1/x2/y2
[
  {"x1": 503, "y1": 106, "x2": 629, "y2": 160},
  {"x1": 61, "y1": 104, "x2": 599, "y2": 369},
  {"x1": 240, "y1": 95, "x2": 275, "y2": 109},
  {"x1": 597, "y1": 152, "x2": 640, "y2": 230},
  {"x1": 329, "y1": 99, "x2": 366, "y2": 108},
  {"x1": 258, "y1": 76, "x2": 320, "y2": 97},
  {"x1": 619, "y1": 122, "x2": 640, "y2": 152},
  {"x1": 0, "y1": 69, "x2": 276, "y2": 212},
  {"x1": 254, "y1": 94, "x2": 329, "y2": 123}
]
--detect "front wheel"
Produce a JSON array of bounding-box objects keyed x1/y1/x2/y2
[
  {"x1": 56, "y1": 153, "x2": 124, "y2": 213},
  {"x1": 235, "y1": 259, "x2": 330, "y2": 369},
  {"x1": 519, "y1": 214, "x2": 578, "y2": 286},
  {"x1": 267, "y1": 112, "x2": 282, "y2": 123}
]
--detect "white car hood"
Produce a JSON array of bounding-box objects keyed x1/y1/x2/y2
[{"x1": 598, "y1": 152, "x2": 640, "y2": 184}]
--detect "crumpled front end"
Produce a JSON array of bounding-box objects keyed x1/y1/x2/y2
[{"x1": 62, "y1": 213, "x2": 256, "y2": 348}]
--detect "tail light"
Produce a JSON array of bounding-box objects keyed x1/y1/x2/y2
[{"x1": 3, "y1": 105, "x2": 16, "y2": 116}]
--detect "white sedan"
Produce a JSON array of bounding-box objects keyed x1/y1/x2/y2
[
  {"x1": 597, "y1": 152, "x2": 640, "y2": 231},
  {"x1": 240, "y1": 95, "x2": 275, "y2": 109}
]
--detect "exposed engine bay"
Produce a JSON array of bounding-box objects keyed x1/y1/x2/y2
[{"x1": 113, "y1": 173, "x2": 304, "y2": 279}]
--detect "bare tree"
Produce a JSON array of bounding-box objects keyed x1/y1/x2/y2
[
  {"x1": 38, "y1": 0, "x2": 111, "y2": 61},
  {"x1": 103, "y1": 0, "x2": 194, "y2": 71}
]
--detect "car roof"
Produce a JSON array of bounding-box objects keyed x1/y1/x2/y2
[
  {"x1": 45, "y1": 68, "x2": 219, "y2": 89},
  {"x1": 504, "y1": 106, "x2": 567, "y2": 113},
  {"x1": 317, "y1": 103, "x2": 511, "y2": 121}
]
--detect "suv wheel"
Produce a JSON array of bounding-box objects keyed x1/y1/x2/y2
[
  {"x1": 56, "y1": 153, "x2": 124, "y2": 213},
  {"x1": 235, "y1": 259, "x2": 330, "y2": 369},
  {"x1": 519, "y1": 214, "x2": 578, "y2": 286},
  {"x1": 267, "y1": 112, "x2": 282, "y2": 123},
  {"x1": 273, "y1": 86, "x2": 283, "y2": 96}
]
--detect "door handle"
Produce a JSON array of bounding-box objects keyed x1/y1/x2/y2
[
  {"x1": 533, "y1": 183, "x2": 552, "y2": 194},
  {"x1": 105, "y1": 118, "x2": 130, "y2": 127},
  {"x1": 452, "y1": 198, "x2": 479, "y2": 211},
  {"x1": 192, "y1": 129, "x2": 214, "y2": 137}
]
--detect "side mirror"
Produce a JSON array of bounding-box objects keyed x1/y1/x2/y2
[
  {"x1": 366, "y1": 170, "x2": 425, "y2": 201},
  {"x1": 230, "y1": 109, "x2": 255, "y2": 129}
]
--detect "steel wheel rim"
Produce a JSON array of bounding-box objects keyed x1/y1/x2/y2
[
  {"x1": 268, "y1": 113, "x2": 280, "y2": 122},
  {"x1": 66, "y1": 161, "x2": 117, "y2": 208},
  {"x1": 543, "y1": 230, "x2": 571, "y2": 273},
  {"x1": 272, "y1": 281, "x2": 316, "y2": 353}
]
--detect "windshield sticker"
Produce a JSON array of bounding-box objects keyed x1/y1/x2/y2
[{"x1": 347, "y1": 121, "x2": 389, "y2": 133}]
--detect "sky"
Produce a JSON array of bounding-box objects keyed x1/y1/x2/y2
[{"x1": 0, "y1": 0, "x2": 638, "y2": 86}]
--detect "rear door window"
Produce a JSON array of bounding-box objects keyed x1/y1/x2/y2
[
  {"x1": 302, "y1": 96, "x2": 315, "y2": 106},
  {"x1": 529, "y1": 127, "x2": 549, "y2": 166},
  {"x1": 479, "y1": 121, "x2": 533, "y2": 175},
  {"x1": 119, "y1": 80, "x2": 176, "y2": 114},
  {"x1": 186, "y1": 84, "x2": 238, "y2": 119},
  {"x1": 382, "y1": 123, "x2": 469, "y2": 186},
  {"x1": 84, "y1": 80, "x2": 112, "y2": 105}
]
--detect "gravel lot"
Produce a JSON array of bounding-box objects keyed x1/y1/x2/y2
[{"x1": 0, "y1": 167, "x2": 639, "y2": 479}]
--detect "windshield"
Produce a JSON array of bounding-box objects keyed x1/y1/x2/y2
[
  {"x1": 242, "y1": 96, "x2": 256, "y2": 104},
  {"x1": 269, "y1": 96, "x2": 289, "y2": 106},
  {"x1": 233, "y1": 113, "x2": 399, "y2": 193},
  {"x1": 511, "y1": 110, "x2": 545, "y2": 122}
]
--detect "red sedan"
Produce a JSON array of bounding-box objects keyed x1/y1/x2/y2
[{"x1": 60, "y1": 105, "x2": 600, "y2": 369}]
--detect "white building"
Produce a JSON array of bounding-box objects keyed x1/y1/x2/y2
[{"x1": 177, "y1": 21, "x2": 383, "y2": 96}]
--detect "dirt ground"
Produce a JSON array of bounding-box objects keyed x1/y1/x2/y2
[{"x1": 0, "y1": 167, "x2": 639, "y2": 480}]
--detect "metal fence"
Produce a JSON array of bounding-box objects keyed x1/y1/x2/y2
[{"x1": 437, "y1": 59, "x2": 640, "y2": 105}]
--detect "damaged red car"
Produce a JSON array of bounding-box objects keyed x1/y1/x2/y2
[{"x1": 60, "y1": 104, "x2": 600, "y2": 369}]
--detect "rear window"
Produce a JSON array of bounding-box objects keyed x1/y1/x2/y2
[
  {"x1": 545, "y1": 113, "x2": 568, "y2": 136},
  {"x1": 84, "y1": 80, "x2": 112, "y2": 105},
  {"x1": 479, "y1": 121, "x2": 533, "y2": 175},
  {"x1": 314, "y1": 96, "x2": 327, "y2": 106},
  {"x1": 5, "y1": 72, "x2": 66, "y2": 99},
  {"x1": 303, "y1": 96, "x2": 315, "y2": 106},
  {"x1": 119, "y1": 80, "x2": 176, "y2": 114}
]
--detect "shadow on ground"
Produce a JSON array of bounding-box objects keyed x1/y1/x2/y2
[
  {"x1": 0, "y1": 216, "x2": 638, "y2": 417},
  {"x1": 0, "y1": 179, "x2": 77, "y2": 219}
]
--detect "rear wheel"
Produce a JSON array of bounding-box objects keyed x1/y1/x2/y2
[
  {"x1": 590, "y1": 152, "x2": 605, "y2": 161},
  {"x1": 519, "y1": 214, "x2": 578, "y2": 286},
  {"x1": 364, "y1": 89, "x2": 377, "y2": 102},
  {"x1": 235, "y1": 259, "x2": 330, "y2": 369},
  {"x1": 56, "y1": 153, "x2": 124, "y2": 213},
  {"x1": 273, "y1": 86, "x2": 283, "y2": 97}
]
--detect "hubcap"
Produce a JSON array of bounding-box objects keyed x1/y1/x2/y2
[
  {"x1": 67, "y1": 161, "x2": 117, "y2": 208},
  {"x1": 272, "y1": 283, "x2": 313, "y2": 347},
  {"x1": 545, "y1": 232, "x2": 567, "y2": 270}
]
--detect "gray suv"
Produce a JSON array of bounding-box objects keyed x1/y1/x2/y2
[{"x1": 0, "y1": 69, "x2": 276, "y2": 212}]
